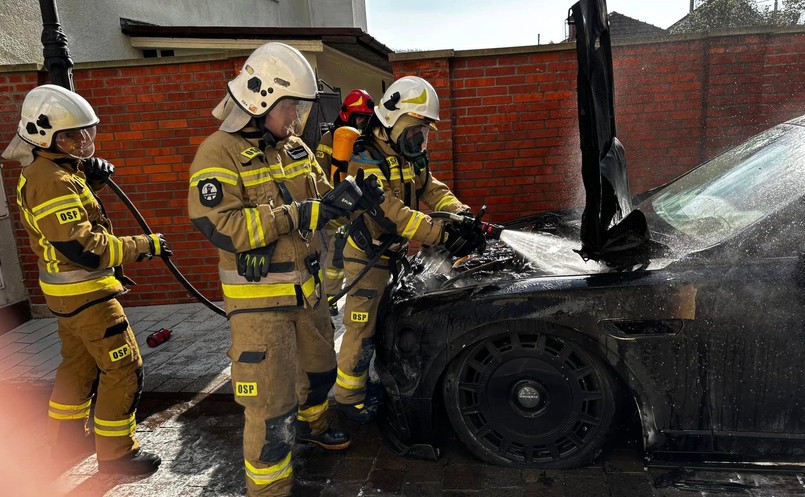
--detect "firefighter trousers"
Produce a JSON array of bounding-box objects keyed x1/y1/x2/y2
[
  {"x1": 321, "y1": 226, "x2": 346, "y2": 299},
  {"x1": 228, "y1": 300, "x2": 336, "y2": 497},
  {"x1": 334, "y1": 242, "x2": 392, "y2": 405},
  {"x1": 47, "y1": 298, "x2": 144, "y2": 462}
]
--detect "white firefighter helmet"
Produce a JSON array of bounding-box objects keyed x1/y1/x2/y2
[
  {"x1": 374, "y1": 76, "x2": 440, "y2": 129},
  {"x1": 2, "y1": 84, "x2": 99, "y2": 165},
  {"x1": 217, "y1": 42, "x2": 317, "y2": 133}
]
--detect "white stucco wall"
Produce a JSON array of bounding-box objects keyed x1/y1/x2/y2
[
  {"x1": 0, "y1": 0, "x2": 367, "y2": 64},
  {"x1": 0, "y1": 0, "x2": 44, "y2": 64},
  {"x1": 310, "y1": 0, "x2": 368, "y2": 29}
]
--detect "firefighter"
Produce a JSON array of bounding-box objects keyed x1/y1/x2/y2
[
  {"x1": 315, "y1": 89, "x2": 375, "y2": 315},
  {"x1": 187, "y1": 43, "x2": 384, "y2": 497},
  {"x1": 335, "y1": 76, "x2": 484, "y2": 423},
  {"x1": 1, "y1": 85, "x2": 166, "y2": 474}
]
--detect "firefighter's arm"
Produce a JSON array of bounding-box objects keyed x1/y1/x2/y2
[
  {"x1": 309, "y1": 155, "x2": 349, "y2": 229},
  {"x1": 188, "y1": 140, "x2": 297, "y2": 253},
  {"x1": 347, "y1": 155, "x2": 444, "y2": 245},
  {"x1": 26, "y1": 174, "x2": 152, "y2": 269},
  {"x1": 315, "y1": 132, "x2": 334, "y2": 178},
  {"x1": 419, "y1": 168, "x2": 470, "y2": 214}
]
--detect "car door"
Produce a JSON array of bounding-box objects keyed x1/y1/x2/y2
[{"x1": 706, "y1": 201, "x2": 805, "y2": 448}]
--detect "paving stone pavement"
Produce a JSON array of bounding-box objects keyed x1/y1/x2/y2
[{"x1": 1, "y1": 303, "x2": 804, "y2": 496}]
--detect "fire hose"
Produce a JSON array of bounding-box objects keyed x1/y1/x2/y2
[
  {"x1": 328, "y1": 208, "x2": 506, "y2": 306},
  {"x1": 106, "y1": 178, "x2": 227, "y2": 318},
  {"x1": 109, "y1": 175, "x2": 504, "y2": 323}
]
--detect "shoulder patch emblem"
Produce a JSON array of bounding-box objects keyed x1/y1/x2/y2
[
  {"x1": 240, "y1": 147, "x2": 263, "y2": 161},
  {"x1": 55, "y1": 207, "x2": 81, "y2": 225},
  {"x1": 287, "y1": 146, "x2": 309, "y2": 161},
  {"x1": 198, "y1": 178, "x2": 223, "y2": 207}
]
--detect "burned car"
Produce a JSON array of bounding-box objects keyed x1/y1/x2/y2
[{"x1": 374, "y1": 0, "x2": 805, "y2": 468}]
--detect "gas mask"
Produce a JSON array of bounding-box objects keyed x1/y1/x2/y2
[{"x1": 394, "y1": 123, "x2": 431, "y2": 174}]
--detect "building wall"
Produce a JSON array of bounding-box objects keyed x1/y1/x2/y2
[
  {"x1": 0, "y1": 1, "x2": 43, "y2": 64},
  {"x1": 1, "y1": 0, "x2": 367, "y2": 64},
  {"x1": 2, "y1": 28, "x2": 804, "y2": 308},
  {"x1": 391, "y1": 28, "x2": 805, "y2": 221}
]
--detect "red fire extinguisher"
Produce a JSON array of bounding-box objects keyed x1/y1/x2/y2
[{"x1": 146, "y1": 328, "x2": 172, "y2": 348}]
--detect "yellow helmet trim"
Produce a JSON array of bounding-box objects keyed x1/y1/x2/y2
[
  {"x1": 348, "y1": 96, "x2": 364, "y2": 108},
  {"x1": 401, "y1": 89, "x2": 428, "y2": 105}
]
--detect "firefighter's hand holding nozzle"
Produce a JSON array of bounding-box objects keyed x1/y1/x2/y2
[
  {"x1": 443, "y1": 222, "x2": 486, "y2": 257},
  {"x1": 440, "y1": 205, "x2": 505, "y2": 257}
]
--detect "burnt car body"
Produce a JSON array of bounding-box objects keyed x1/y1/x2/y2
[{"x1": 374, "y1": 0, "x2": 805, "y2": 468}]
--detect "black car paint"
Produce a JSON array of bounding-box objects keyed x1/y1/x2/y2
[
  {"x1": 377, "y1": 206, "x2": 805, "y2": 457},
  {"x1": 377, "y1": 188, "x2": 805, "y2": 461},
  {"x1": 375, "y1": 0, "x2": 805, "y2": 465}
]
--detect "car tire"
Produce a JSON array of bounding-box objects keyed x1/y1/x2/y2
[{"x1": 442, "y1": 326, "x2": 616, "y2": 468}]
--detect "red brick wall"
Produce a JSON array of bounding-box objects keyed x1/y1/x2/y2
[
  {"x1": 393, "y1": 30, "x2": 805, "y2": 221},
  {"x1": 2, "y1": 30, "x2": 805, "y2": 307},
  {"x1": 1, "y1": 57, "x2": 245, "y2": 306}
]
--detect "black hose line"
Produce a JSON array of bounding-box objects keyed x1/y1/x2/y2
[
  {"x1": 327, "y1": 237, "x2": 395, "y2": 306},
  {"x1": 105, "y1": 179, "x2": 226, "y2": 317}
]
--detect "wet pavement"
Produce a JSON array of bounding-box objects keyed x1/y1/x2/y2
[{"x1": 1, "y1": 303, "x2": 805, "y2": 496}]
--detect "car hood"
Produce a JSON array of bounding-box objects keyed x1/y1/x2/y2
[{"x1": 392, "y1": 225, "x2": 678, "y2": 302}]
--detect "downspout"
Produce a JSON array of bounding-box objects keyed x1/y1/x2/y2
[{"x1": 38, "y1": 0, "x2": 74, "y2": 91}]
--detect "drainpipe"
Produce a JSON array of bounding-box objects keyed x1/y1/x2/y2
[
  {"x1": 38, "y1": 0, "x2": 74, "y2": 91},
  {"x1": 690, "y1": 0, "x2": 694, "y2": 13}
]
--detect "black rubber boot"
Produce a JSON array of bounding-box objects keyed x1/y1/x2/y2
[
  {"x1": 50, "y1": 420, "x2": 95, "y2": 463},
  {"x1": 336, "y1": 401, "x2": 377, "y2": 424},
  {"x1": 295, "y1": 421, "x2": 352, "y2": 451},
  {"x1": 98, "y1": 449, "x2": 161, "y2": 475}
]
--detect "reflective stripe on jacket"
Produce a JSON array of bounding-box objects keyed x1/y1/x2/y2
[
  {"x1": 15, "y1": 151, "x2": 152, "y2": 315},
  {"x1": 188, "y1": 128, "x2": 333, "y2": 315},
  {"x1": 346, "y1": 137, "x2": 469, "y2": 249}
]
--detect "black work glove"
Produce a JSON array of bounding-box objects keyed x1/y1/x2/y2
[
  {"x1": 354, "y1": 168, "x2": 385, "y2": 210},
  {"x1": 297, "y1": 200, "x2": 350, "y2": 233},
  {"x1": 83, "y1": 157, "x2": 115, "y2": 184},
  {"x1": 148, "y1": 233, "x2": 173, "y2": 258},
  {"x1": 443, "y1": 222, "x2": 486, "y2": 258},
  {"x1": 236, "y1": 245, "x2": 275, "y2": 282}
]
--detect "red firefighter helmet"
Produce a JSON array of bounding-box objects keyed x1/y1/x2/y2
[{"x1": 339, "y1": 89, "x2": 374, "y2": 124}]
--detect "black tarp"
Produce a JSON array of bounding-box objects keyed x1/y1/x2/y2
[{"x1": 572, "y1": 0, "x2": 649, "y2": 264}]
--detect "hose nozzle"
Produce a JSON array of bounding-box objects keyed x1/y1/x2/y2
[{"x1": 480, "y1": 221, "x2": 504, "y2": 239}]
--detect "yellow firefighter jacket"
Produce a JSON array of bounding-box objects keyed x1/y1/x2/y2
[
  {"x1": 15, "y1": 150, "x2": 153, "y2": 316},
  {"x1": 188, "y1": 127, "x2": 334, "y2": 315},
  {"x1": 347, "y1": 136, "x2": 469, "y2": 250},
  {"x1": 315, "y1": 130, "x2": 333, "y2": 180}
]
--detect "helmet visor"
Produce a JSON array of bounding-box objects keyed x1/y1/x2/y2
[
  {"x1": 398, "y1": 125, "x2": 430, "y2": 159},
  {"x1": 55, "y1": 126, "x2": 97, "y2": 159},
  {"x1": 265, "y1": 98, "x2": 313, "y2": 138}
]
